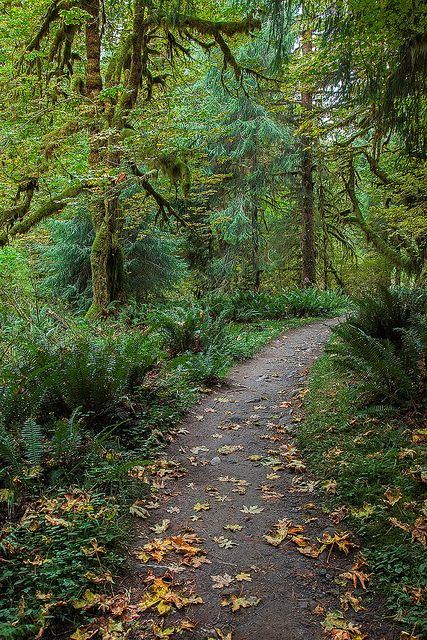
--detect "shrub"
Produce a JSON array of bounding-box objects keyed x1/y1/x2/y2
[
  {"x1": 148, "y1": 305, "x2": 230, "y2": 355},
  {"x1": 0, "y1": 319, "x2": 162, "y2": 429},
  {"x1": 327, "y1": 287, "x2": 427, "y2": 407},
  {"x1": 201, "y1": 288, "x2": 348, "y2": 322}
]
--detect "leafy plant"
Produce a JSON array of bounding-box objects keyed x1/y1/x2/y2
[
  {"x1": 148, "y1": 305, "x2": 230, "y2": 356},
  {"x1": 21, "y1": 419, "x2": 43, "y2": 466},
  {"x1": 328, "y1": 287, "x2": 427, "y2": 407}
]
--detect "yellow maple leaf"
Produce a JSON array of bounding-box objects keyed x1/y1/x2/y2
[{"x1": 193, "y1": 502, "x2": 210, "y2": 511}]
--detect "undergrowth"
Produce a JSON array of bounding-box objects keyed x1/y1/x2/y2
[
  {"x1": 0, "y1": 288, "x2": 342, "y2": 638},
  {"x1": 299, "y1": 354, "x2": 427, "y2": 636}
]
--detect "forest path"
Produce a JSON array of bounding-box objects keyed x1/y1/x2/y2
[{"x1": 125, "y1": 320, "x2": 398, "y2": 640}]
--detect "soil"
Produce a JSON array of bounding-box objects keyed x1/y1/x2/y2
[{"x1": 124, "y1": 319, "x2": 401, "y2": 640}]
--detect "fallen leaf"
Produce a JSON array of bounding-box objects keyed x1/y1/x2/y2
[
  {"x1": 384, "y1": 486, "x2": 402, "y2": 506},
  {"x1": 190, "y1": 446, "x2": 209, "y2": 454},
  {"x1": 193, "y1": 502, "x2": 210, "y2": 512},
  {"x1": 330, "y1": 506, "x2": 348, "y2": 524},
  {"x1": 150, "y1": 519, "x2": 171, "y2": 534},
  {"x1": 321, "y1": 610, "x2": 366, "y2": 639},
  {"x1": 323, "y1": 479, "x2": 337, "y2": 493},
  {"x1": 221, "y1": 594, "x2": 260, "y2": 612},
  {"x1": 223, "y1": 523, "x2": 243, "y2": 532},
  {"x1": 235, "y1": 572, "x2": 252, "y2": 582},
  {"x1": 264, "y1": 519, "x2": 304, "y2": 547},
  {"x1": 213, "y1": 536, "x2": 238, "y2": 549},
  {"x1": 296, "y1": 544, "x2": 321, "y2": 558},
  {"x1": 207, "y1": 630, "x2": 233, "y2": 640},
  {"x1": 340, "y1": 591, "x2": 365, "y2": 612},
  {"x1": 317, "y1": 531, "x2": 356, "y2": 559},
  {"x1": 217, "y1": 444, "x2": 243, "y2": 455},
  {"x1": 129, "y1": 503, "x2": 149, "y2": 519},
  {"x1": 69, "y1": 627, "x2": 98, "y2": 640},
  {"x1": 411, "y1": 516, "x2": 427, "y2": 545},
  {"x1": 241, "y1": 505, "x2": 264, "y2": 514},
  {"x1": 287, "y1": 459, "x2": 307, "y2": 472},
  {"x1": 83, "y1": 571, "x2": 113, "y2": 584},
  {"x1": 211, "y1": 574, "x2": 234, "y2": 589},
  {"x1": 166, "y1": 506, "x2": 181, "y2": 514},
  {"x1": 351, "y1": 504, "x2": 375, "y2": 519}
]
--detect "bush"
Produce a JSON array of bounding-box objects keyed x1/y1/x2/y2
[
  {"x1": 148, "y1": 305, "x2": 230, "y2": 355},
  {"x1": 201, "y1": 288, "x2": 348, "y2": 322},
  {"x1": 0, "y1": 318, "x2": 162, "y2": 429},
  {"x1": 327, "y1": 287, "x2": 427, "y2": 407}
]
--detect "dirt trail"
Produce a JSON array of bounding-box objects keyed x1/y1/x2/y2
[{"x1": 126, "y1": 320, "x2": 399, "y2": 640}]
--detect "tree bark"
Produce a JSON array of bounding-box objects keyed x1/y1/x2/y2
[
  {"x1": 83, "y1": 0, "x2": 125, "y2": 317},
  {"x1": 300, "y1": 28, "x2": 316, "y2": 288},
  {"x1": 250, "y1": 202, "x2": 261, "y2": 291}
]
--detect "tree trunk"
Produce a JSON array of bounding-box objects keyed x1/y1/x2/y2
[
  {"x1": 84, "y1": 0, "x2": 125, "y2": 317},
  {"x1": 88, "y1": 196, "x2": 125, "y2": 317},
  {"x1": 300, "y1": 28, "x2": 316, "y2": 288},
  {"x1": 251, "y1": 203, "x2": 261, "y2": 291}
]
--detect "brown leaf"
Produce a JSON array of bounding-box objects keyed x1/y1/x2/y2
[{"x1": 383, "y1": 486, "x2": 402, "y2": 506}]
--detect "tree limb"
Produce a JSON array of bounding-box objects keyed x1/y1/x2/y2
[{"x1": 0, "y1": 183, "x2": 86, "y2": 247}]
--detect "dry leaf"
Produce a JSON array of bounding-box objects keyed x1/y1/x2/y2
[
  {"x1": 223, "y1": 524, "x2": 243, "y2": 532},
  {"x1": 221, "y1": 594, "x2": 260, "y2": 612},
  {"x1": 323, "y1": 479, "x2": 337, "y2": 493},
  {"x1": 384, "y1": 486, "x2": 402, "y2": 506},
  {"x1": 190, "y1": 446, "x2": 209, "y2": 454},
  {"x1": 213, "y1": 536, "x2": 238, "y2": 549},
  {"x1": 129, "y1": 503, "x2": 149, "y2": 518},
  {"x1": 211, "y1": 574, "x2": 234, "y2": 589},
  {"x1": 340, "y1": 591, "x2": 365, "y2": 612},
  {"x1": 150, "y1": 519, "x2": 171, "y2": 534},
  {"x1": 217, "y1": 444, "x2": 243, "y2": 455},
  {"x1": 193, "y1": 502, "x2": 210, "y2": 512},
  {"x1": 241, "y1": 505, "x2": 264, "y2": 514},
  {"x1": 235, "y1": 572, "x2": 252, "y2": 582}
]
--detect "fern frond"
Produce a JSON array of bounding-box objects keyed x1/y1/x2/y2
[{"x1": 21, "y1": 419, "x2": 43, "y2": 466}]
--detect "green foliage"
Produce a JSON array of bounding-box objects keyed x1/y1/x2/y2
[
  {"x1": 1, "y1": 320, "x2": 162, "y2": 429},
  {"x1": 328, "y1": 287, "x2": 427, "y2": 406},
  {"x1": 21, "y1": 419, "x2": 43, "y2": 466},
  {"x1": 148, "y1": 305, "x2": 230, "y2": 355},
  {"x1": 203, "y1": 288, "x2": 348, "y2": 322},
  {"x1": 299, "y1": 354, "x2": 427, "y2": 635},
  {"x1": 0, "y1": 247, "x2": 34, "y2": 318},
  {"x1": 0, "y1": 490, "x2": 122, "y2": 635},
  {"x1": 40, "y1": 211, "x2": 188, "y2": 310}
]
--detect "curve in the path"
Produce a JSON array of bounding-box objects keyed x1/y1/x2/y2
[{"x1": 126, "y1": 319, "x2": 398, "y2": 640}]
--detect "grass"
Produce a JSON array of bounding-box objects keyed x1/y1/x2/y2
[{"x1": 298, "y1": 354, "x2": 427, "y2": 637}]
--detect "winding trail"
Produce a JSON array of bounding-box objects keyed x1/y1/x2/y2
[{"x1": 125, "y1": 320, "x2": 398, "y2": 640}]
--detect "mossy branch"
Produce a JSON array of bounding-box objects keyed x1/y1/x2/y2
[
  {"x1": 129, "y1": 163, "x2": 188, "y2": 226},
  {"x1": 145, "y1": 15, "x2": 260, "y2": 37},
  {"x1": 0, "y1": 184, "x2": 86, "y2": 247}
]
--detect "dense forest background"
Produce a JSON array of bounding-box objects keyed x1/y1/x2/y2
[{"x1": 0, "y1": 1, "x2": 426, "y2": 639}]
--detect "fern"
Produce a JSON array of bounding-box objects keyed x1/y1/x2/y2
[
  {"x1": 0, "y1": 428, "x2": 19, "y2": 472},
  {"x1": 21, "y1": 419, "x2": 43, "y2": 466},
  {"x1": 0, "y1": 623, "x2": 39, "y2": 639}
]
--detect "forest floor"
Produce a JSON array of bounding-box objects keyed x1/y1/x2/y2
[{"x1": 123, "y1": 320, "x2": 400, "y2": 640}]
